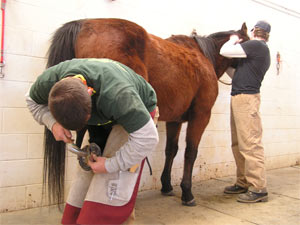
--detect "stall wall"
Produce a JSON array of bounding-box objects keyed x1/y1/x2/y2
[{"x1": 0, "y1": 0, "x2": 299, "y2": 212}]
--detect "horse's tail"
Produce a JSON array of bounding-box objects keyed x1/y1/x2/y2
[
  {"x1": 47, "y1": 19, "x2": 83, "y2": 67},
  {"x1": 43, "y1": 19, "x2": 83, "y2": 206},
  {"x1": 43, "y1": 128, "x2": 66, "y2": 206}
]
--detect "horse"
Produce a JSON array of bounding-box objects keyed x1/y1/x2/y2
[{"x1": 44, "y1": 18, "x2": 249, "y2": 206}]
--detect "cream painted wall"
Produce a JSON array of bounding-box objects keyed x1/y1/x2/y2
[{"x1": 0, "y1": 0, "x2": 299, "y2": 212}]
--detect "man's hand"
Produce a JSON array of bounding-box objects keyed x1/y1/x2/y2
[
  {"x1": 88, "y1": 154, "x2": 108, "y2": 173},
  {"x1": 52, "y1": 122, "x2": 73, "y2": 143}
]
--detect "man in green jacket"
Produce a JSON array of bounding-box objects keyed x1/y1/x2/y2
[{"x1": 26, "y1": 58, "x2": 159, "y2": 224}]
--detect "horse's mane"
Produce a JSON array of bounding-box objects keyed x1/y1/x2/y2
[
  {"x1": 192, "y1": 30, "x2": 235, "y2": 70},
  {"x1": 208, "y1": 30, "x2": 235, "y2": 39}
]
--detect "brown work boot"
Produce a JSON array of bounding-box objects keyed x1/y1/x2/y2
[
  {"x1": 237, "y1": 190, "x2": 268, "y2": 203},
  {"x1": 224, "y1": 184, "x2": 248, "y2": 194}
]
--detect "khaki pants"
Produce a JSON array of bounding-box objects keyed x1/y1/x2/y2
[{"x1": 230, "y1": 94, "x2": 267, "y2": 192}]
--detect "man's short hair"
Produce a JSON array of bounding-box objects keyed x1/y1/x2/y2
[
  {"x1": 252, "y1": 21, "x2": 271, "y2": 42},
  {"x1": 253, "y1": 27, "x2": 270, "y2": 42},
  {"x1": 49, "y1": 78, "x2": 92, "y2": 130}
]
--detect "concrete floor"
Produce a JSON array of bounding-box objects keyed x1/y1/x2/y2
[{"x1": 1, "y1": 166, "x2": 299, "y2": 225}]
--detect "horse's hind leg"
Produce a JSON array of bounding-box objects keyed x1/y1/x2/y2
[
  {"x1": 161, "y1": 122, "x2": 182, "y2": 195},
  {"x1": 181, "y1": 109, "x2": 212, "y2": 206},
  {"x1": 75, "y1": 126, "x2": 88, "y2": 148},
  {"x1": 87, "y1": 124, "x2": 113, "y2": 152}
]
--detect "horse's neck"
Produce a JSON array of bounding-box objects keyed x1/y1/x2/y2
[
  {"x1": 212, "y1": 37, "x2": 233, "y2": 79},
  {"x1": 166, "y1": 34, "x2": 232, "y2": 79}
]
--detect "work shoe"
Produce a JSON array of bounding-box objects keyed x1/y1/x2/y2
[
  {"x1": 224, "y1": 184, "x2": 248, "y2": 194},
  {"x1": 237, "y1": 190, "x2": 268, "y2": 203}
]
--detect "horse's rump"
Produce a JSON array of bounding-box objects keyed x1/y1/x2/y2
[{"x1": 75, "y1": 18, "x2": 150, "y2": 80}]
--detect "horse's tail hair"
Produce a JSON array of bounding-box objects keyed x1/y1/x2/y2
[
  {"x1": 47, "y1": 19, "x2": 83, "y2": 68},
  {"x1": 43, "y1": 128, "x2": 66, "y2": 206},
  {"x1": 42, "y1": 19, "x2": 82, "y2": 206}
]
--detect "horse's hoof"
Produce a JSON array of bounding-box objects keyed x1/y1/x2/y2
[
  {"x1": 182, "y1": 199, "x2": 196, "y2": 206},
  {"x1": 161, "y1": 190, "x2": 175, "y2": 196}
]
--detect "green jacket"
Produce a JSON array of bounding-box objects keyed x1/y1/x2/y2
[{"x1": 30, "y1": 58, "x2": 157, "y2": 133}]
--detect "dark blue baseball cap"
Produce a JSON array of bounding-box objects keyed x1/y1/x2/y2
[{"x1": 253, "y1": 20, "x2": 271, "y2": 33}]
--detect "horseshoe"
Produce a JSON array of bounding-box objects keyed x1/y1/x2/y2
[{"x1": 66, "y1": 143, "x2": 102, "y2": 171}]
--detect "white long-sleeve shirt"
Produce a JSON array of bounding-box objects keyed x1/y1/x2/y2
[
  {"x1": 25, "y1": 91, "x2": 56, "y2": 131},
  {"x1": 220, "y1": 37, "x2": 247, "y2": 78},
  {"x1": 220, "y1": 38, "x2": 247, "y2": 58}
]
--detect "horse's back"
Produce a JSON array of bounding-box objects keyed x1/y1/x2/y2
[{"x1": 75, "y1": 18, "x2": 218, "y2": 121}]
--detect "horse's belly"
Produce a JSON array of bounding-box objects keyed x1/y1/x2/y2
[{"x1": 156, "y1": 94, "x2": 192, "y2": 122}]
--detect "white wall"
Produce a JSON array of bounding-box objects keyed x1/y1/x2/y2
[{"x1": 0, "y1": 0, "x2": 299, "y2": 212}]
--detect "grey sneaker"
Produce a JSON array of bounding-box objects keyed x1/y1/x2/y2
[
  {"x1": 224, "y1": 184, "x2": 248, "y2": 194},
  {"x1": 237, "y1": 190, "x2": 268, "y2": 203}
]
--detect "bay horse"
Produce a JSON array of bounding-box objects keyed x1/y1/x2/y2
[{"x1": 44, "y1": 18, "x2": 249, "y2": 206}]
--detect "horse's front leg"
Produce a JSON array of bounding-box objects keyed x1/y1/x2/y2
[
  {"x1": 160, "y1": 122, "x2": 182, "y2": 196},
  {"x1": 181, "y1": 110, "x2": 212, "y2": 206}
]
